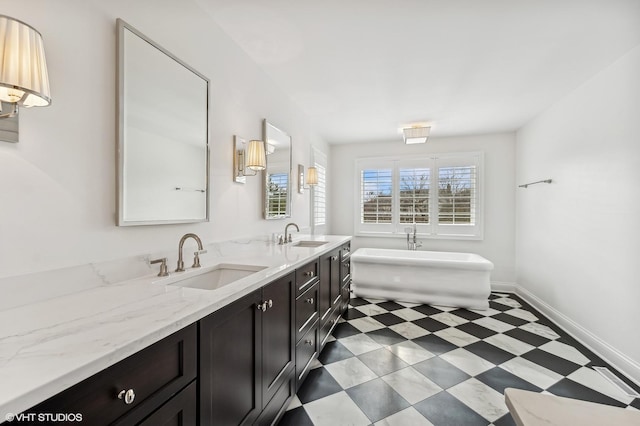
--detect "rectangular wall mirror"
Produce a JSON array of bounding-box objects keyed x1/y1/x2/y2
[
  {"x1": 117, "y1": 19, "x2": 210, "y2": 226},
  {"x1": 263, "y1": 120, "x2": 292, "y2": 219}
]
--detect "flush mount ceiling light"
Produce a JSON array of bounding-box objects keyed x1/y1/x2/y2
[{"x1": 403, "y1": 126, "x2": 430, "y2": 144}]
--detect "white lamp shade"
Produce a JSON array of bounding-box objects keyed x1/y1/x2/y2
[
  {"x1": 246, "y1": 140, "x2": 266, "y2": 171},
  {"x1": 0, "y1": 15, "x2": 51, "y2": 107},
  {"x1": 306, "y1": 166, "x2": 318, "y2": 186}
]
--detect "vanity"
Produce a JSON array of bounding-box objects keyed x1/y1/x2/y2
[{"x1": 0, "y1": 236, "x2": 351, "y2": 425}]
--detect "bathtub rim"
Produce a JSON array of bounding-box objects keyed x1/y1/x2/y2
[{"x1": 351, "y1": 247, "x2": 494, "y2": 271}]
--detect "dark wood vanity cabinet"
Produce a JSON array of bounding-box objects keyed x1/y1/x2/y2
[
  {"x1": 17, "y1": 241, "x2": 352, "y2": 426},
  {"x1": 199, "y1": 272, "x2": 295, "y2": 426},
  {"x1": 26, "y1": 324, "x2": 197, "y2": 426}
]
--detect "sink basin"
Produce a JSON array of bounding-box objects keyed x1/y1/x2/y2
[
  {"x1": 163, "y1": 264, "x2": 267, "y2": 291},
  {"x1": 292, "y1": 240, "x2": 328, "y2": 248}
]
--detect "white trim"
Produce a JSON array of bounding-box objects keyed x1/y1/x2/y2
[
  {"x1": 354, "y1": 152, "x2": 484, "y2": 240},
  {"x1": 490, "y1": 281, "x2": 517, "y2": 293},
  {"x1": 494, "y1": 284, "x2": 640, "y2": 387}
]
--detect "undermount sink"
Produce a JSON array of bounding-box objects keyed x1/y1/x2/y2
[
  {"x1": 159, "y1": 264, "x2": 267, "y2": 291},
  {"x1": 292, "y1": 240, "x2": 328, "y2": 248}
]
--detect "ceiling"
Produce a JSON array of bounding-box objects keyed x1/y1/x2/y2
[{"x1": 197, "y1": 0, "x2": 640, "y2": 144}]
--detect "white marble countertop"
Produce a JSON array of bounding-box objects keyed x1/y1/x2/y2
[
  {"x1": 0, "y1": 234, "x2": 351, "y2": 420},
  {"x1": 505, "y1": 388, "x2": 640, "y2": 426}
]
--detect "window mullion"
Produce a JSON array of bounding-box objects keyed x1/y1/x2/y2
[{"x1": 392, "y1": 161, "x2": 400, "y2": 233}]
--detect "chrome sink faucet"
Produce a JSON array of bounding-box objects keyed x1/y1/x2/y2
[
  {"x1": 283, "y1": 222, "x2": 300, "y2": 244},
  {"x1": 176, "y1": 233, "x2": 207, "y2": 272},
  {"x1": 407, "y1": 223, "x2": 422, "y2": 251}
]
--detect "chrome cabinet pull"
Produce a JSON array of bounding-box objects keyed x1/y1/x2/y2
[
  {"x1": 118, "y1": 389, "x2": 135, "y2": 405},
  {"x1": 257, "y1": 300, "x2": 273, "y2": 311}
]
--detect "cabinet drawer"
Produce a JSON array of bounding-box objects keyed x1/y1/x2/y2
[
  {"x1": 296, "y1": 325, "x2": 318, "y2": 386},
  {"x1": 134, "y1": 380, "x2": 196, "y2": 426},
  {"x1": 341, "y1": 282, "x2": 351, "y2": 312},
  {"x1": 319, "y1": 308, "x2": 341, "y2": 350},
  {"x1": 341, "y1": 243, "x2": 351, "y2": 261},
  {"x1": 295, "y1": 283, "x2": 318, "y2": 343},
  {"x1": 296, "y1": 258, "x2": 319, "y2": 296},
  {"x1": 341, "y1": 259, "x2": 351, "y2": 285},
  {"x1": 29, "y1": 324, "x2": 197, "y2": 425}
]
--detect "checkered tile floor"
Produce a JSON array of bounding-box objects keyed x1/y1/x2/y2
[{"x1": 279, "y1": 293, "x2": 640, "y2": 426}]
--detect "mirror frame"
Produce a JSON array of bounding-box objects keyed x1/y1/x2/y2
[
  {"x1": 263, "y1": 119, "x2": 292, "y2": 220},
  {"x1": 116, "y1": 19, "x2": 210, "y2": 226}
]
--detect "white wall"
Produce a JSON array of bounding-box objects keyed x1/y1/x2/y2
[
  {"x1": 0, "y1": 0, "x2": 328, "y2": 279},
  {"x1": 329, "y1": 133, "x2": 516, "y2": 283},
  {"x1": 516, "y1": 44, "x2": 640, "y2": 378}
]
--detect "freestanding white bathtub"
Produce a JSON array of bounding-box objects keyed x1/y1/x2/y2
[{"x1": 351, "y1": 248, "x2": 494, "y2": 310}]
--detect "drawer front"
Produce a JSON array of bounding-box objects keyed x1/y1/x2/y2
[
  {"x1": 30, "y1": 324, "x2": 197, "y2": 425},
  {"x1": 295, "y1": 283, "x2": 319, "y2": 343},
  {"x1": 341, "y1": 258, "x2": 351, "y2": 285},
  {"x1": 135, "y1": 380, "x2": 197, "y2": 426},
  {"x1": 341, "y1": 243, "x2": 351, "y2": 261},
  {"x1": 296, "y1": 325, "x2": 318, "y2": 386},
  {"x1": 296, "y1": 258, "x2": 319, "y2": 296},
  {"x1": 319, "y1": 307, "x2": 341, "y2": 350},
  {"x1": 341, "y1": 282, "x2": 350, "y2": 313}
]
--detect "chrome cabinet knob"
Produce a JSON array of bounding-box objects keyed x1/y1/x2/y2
[
  {"x1": 305, "y1": 339, "x2": 314, "y2": 346},
  {"x1": 118, "y1": 389, "x2": 135, "y2": 405},
  {"x1": 331, "y1": 256, "x2": 338, "y2": 261},
  {"x1": 305, "y1": 297, "x2": 314, "y2": 304},
  {"x1": 257, "y1": 300, "x2": 274, "y2": 311},
  {"x1": 303, "y1": 271, "x2": 314, "y2": 277}
]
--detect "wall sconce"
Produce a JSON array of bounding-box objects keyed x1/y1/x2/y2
[
  {"x1": 403, "y1": 126, "x2": 430, "y2": 144},
  {"x1": 0, "y1": 15, "x2": 51, "y2": 143},
  {"x1": 0, "y1": 16, "x2": 51, "y2": 115},
  {"x1": 234, "y1": 136, "x2": 266, "y2": 183},
  {"x1": 298, "y1": 164, "x2": 318, "y2": 193}
]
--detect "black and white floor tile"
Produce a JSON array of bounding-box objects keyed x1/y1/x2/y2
[{"x1": 279, "y1": 293, "x2": 640, "y2": 426}]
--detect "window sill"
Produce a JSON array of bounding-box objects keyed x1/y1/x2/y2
[{"x1": 354, "y1": 231, "x2": 483, "y2": 241}]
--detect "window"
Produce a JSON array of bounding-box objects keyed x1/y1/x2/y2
[
  {"x1": 355, "y1": 153, "x2": 483, "y2": 239},
  {"x1": 266, "y1": 173, "x2": 288, "y2": 218},
  {"x1": 311, "y1": 147, "x2": 327, "y2": 233}
]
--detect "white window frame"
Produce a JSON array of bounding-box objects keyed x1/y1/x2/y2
[
  {"x1": 354, "y1": 152, "x2": 484, "y2": 240},
  {"x1": 310, "y1": 146, "x2": 327, "y2": 234}
]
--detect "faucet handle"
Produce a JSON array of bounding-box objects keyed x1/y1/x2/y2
[
  {"x1": 192, "y1": 250, "x2": 207, "y2": 268},
  {"x1": 150, "y1": 258, "x2": 169, "y2": 277},
  {"x1": 278, "y1": 235, "x2": 284, "y2": 245}
]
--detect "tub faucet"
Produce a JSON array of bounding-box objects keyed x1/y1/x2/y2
[
  {"x1": 283, "y1": 222, "x2": 300, "y2": 244},
  {"x1": 407, "y1": 223, "x2": 422, "y2": 251},
  {"x1": 176, "y1": 233, "x2": 207, "y2": 272}
]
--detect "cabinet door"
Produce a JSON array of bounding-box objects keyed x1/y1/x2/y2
[
  {"x1": 319, "y1": 250, "x2": 340, "y2": 322},
  {"x1": 199, "y1": 290, "x2": 262, "y2": 426},
  {"x1": 261, "y1": 272, "x2": 295, "y2": 408}
]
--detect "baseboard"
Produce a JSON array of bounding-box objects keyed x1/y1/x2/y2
[
  {"x1": 514, "y1": 285, "x2": 640, "y2": 387},
  {"x1": 490, "y1": 281, "x2": 517, "y2": 293}
]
